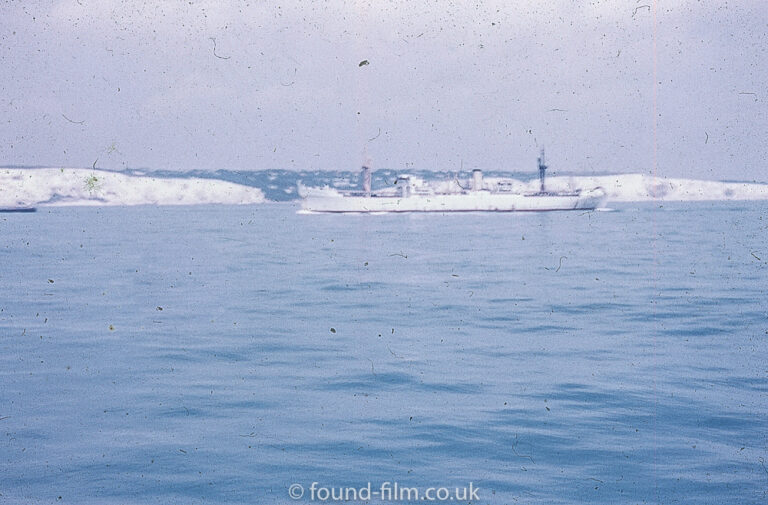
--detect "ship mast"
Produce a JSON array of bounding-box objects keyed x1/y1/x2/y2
[{"x1": 537, "y1": 148, "x2": 547, "y2": 193}]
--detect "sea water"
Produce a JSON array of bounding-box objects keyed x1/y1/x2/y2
[{"x1": 0, "y1": 202, "x2": 766, "y2": 504}]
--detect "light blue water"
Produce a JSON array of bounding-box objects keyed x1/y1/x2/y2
[{"x1": 1, "y1": 202, "x2": 766, "y2": 504}]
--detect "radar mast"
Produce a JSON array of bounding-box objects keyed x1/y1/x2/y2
[{"x1": 537, "y1": 148, "x2": 548, "y2": 193}]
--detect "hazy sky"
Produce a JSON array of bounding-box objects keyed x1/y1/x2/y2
[{"x1": 1, "y1": 1, "x2": 766, "y2": 180}]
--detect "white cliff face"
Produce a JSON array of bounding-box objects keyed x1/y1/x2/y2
[
  {"x1": 3, "y1": 167, "x2": 766, "y2": 208},
  {"x1": 484, "y1": 174, "x2": 768, "y2": 202},
  {"x1": 0, "y1": 168, "x2": 265, "y2": 207}
]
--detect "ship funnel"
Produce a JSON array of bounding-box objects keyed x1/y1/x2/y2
[
  {"x1": 471, "y1": 169, "x2": 483, "y2": 191},
  {"x1": 537, "y1": 148, "x2": 547, "y2": 193},
  {"x1": 361, "y1": 165, "x2": 372, "y2": 197},
  {"x1": 397, "y1": 176, "x2": 412, "y2": 198}
]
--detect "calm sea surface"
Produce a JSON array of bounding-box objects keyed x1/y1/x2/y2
[{"x1": 1, "y1": 202, "x2": 766, "y2": 504}]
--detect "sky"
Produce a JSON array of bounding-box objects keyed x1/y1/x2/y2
[{"x1": 1, "y1": 0, "x2": 766, "y2": 181}]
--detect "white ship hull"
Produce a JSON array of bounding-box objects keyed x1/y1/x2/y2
[
  {"x1": 299, "y1": 151, "x2": 607, "y2": 213},
  {"x1": 301, "y1": 189, "x2": 607, "y2": 213}
]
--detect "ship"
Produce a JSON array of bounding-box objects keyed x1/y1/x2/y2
[
  {"x1": 0, "y1": 207, "x2": 36, "y2": 213},
  {"x1": 299, "y1": 150, "x2": 607, "y2": 213},
  {"x1": 0, "y1": 200, "x2": 36, "y2": 213}
]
